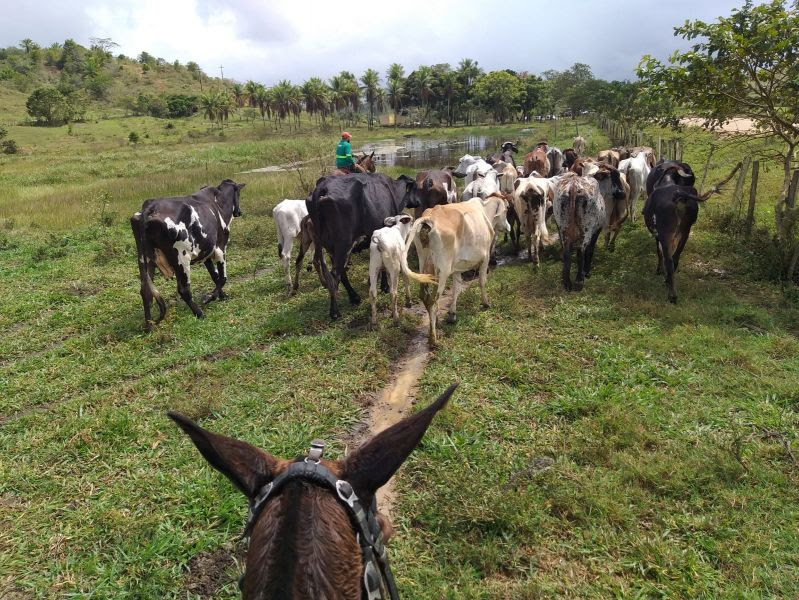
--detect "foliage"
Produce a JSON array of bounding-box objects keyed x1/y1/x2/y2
[
  {"x1": 165, "y1": 94, "x2": 198, "y2": 118},
  {"x1": 26, "y1": 87, "x2": 68, "y2": 124},
  {"x1": 637, "y1": 0, "x2": 799, "y2": 278},
  {"x1": 128, "y1": 130, "x2": 139, "y2": 144},
  {"x1": 473, "y1": 70, "x2": 524, "y2": 123}
]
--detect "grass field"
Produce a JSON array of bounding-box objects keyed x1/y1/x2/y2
[{"x1": 1, "y1": 115, "x2": 798, "y2": 598}]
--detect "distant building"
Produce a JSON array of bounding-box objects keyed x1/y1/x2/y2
[{"x1": 379, "y1": 113, "x2": 408, "y2": 127}]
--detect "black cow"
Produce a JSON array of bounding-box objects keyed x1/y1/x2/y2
[
  {"x1": 307, "y1": 173, "x2": 419, "y2": 319},
  {"x1": 487, "y1": 141, "x2": 519, "y2": 167},
  {"x1": 643, "y1": 183, "x2": 704, "y2": 304},
  {"x1": 646, "y1": 160, "x2": 696, "y2": 196},
  {"x1": 130, "y1": 179, "x2": 245, "y2": 329}
]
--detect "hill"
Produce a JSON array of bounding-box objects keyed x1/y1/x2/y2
[{"x1": 0, "y1": 38, "x2": 225, "y2": 123}]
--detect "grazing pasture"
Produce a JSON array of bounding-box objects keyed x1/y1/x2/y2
[{"x1": 1, "y1": 117, "x2": 798, "y2": 598}]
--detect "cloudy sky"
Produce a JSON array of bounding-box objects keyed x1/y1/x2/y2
[{"x1": 1, "y1": 0, "x2": 747, "y2": 84}]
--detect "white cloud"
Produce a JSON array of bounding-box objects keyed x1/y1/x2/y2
[{"x1": 0, "y1": 0, "x2": 748, "y2": 85}]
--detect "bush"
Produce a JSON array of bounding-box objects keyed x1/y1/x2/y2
[
  {"x1": 26, "y1": 87, "x2": 67, "y2": 125},
  {"x1": 128, "y1": 131, "x2": 140, "y2": 144},
  {"x1": 2, "y1": 140, "x2": 19, "y2": 154}
]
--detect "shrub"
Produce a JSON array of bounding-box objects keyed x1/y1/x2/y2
[
  {"x1": 2, "y1": 140, "x2": 19, "y2": 154},
  {"x1": 128, "y1": 131, "x2": 139, "y2": 144}
]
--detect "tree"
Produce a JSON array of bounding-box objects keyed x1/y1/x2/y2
[
  {"x1": 386, "y1": 63, "x2": 405, "y2": 126},
  {"x1": 302, "y1": 77, "x2": 330, "y2": 123},
  {"x1": 638, "y1": 0, "x2": 799, "y2": 279},
  {"x1": 231, "y1": 83, "x2": 245, "y2": 108},
  {"x1": 360, "y1": 68, "x2": 380, "y2": 129},
  {"x1": 472, "y1": 71, "x2": 523, "y2": 123},
  {"x1": 20, "y1": 39, "x2": 36, "y2": 54},
  {"x1": 26, "y1": 87, "x2": 68, "y2": 125},
  {"x1": 518, "y1": 73, "x2": 546, "y2": 121}
]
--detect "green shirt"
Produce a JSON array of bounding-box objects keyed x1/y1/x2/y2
[{"x1": 336, "y1": 140, "x2": 354, "y2": 168}]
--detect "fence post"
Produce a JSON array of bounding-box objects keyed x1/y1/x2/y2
[
  {"x1": 657, "y1": 137, "x2": 662, "y2": 160},
  {"x1": 745, "y1": 161, "x2": 760, "y2": 237},
  {"x1": 677, "y1": 139, "x2": 684, "y2": 162},
  {"x1": 732, "y1": 156, "x2": 752, "y2": 217},
  {"x1": 699, "y1": 144, "x2": 716, "y2": 194}
]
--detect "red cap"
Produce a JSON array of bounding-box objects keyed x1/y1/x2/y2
[{"x1": 341, "y1": 132, "x2": 351, "y2": 140}]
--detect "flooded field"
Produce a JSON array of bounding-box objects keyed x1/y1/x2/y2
[{"x1": 360, "y1": 135, "x2": 507, "y2": 168}]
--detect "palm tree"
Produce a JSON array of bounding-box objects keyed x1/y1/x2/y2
[
  {"x1": 329, "y1": 75, "x2": 350, "y2": 126},
  {"x1": 439, "y1": 71, "x2": 458, "y2": 126},
  {"x1": 245, "y1": 80, "x2": 260, "y2": 107},
  {"x1": 360, "y1": 68, "x2": 381, "y2": 129},
  {"x1": 200, "y1": 93, "x2": 220, "y2": 127},
  {"x1": 302, "y1": 77, "x2": 330, "y2": 124},
  {"x1": 253, "y1": 85, "x2": 271, "y2": 125},
  {"x1": 231, "y1": 83, "x2": 245, "y2": 108},
  {"x1": 457, "y1": 59, "x2": 483, "y2": 125},
  {"x1": 215, "y1": 91, "x2": 233, "y2": 127},
  {"x1": 20, "y1": 39, "x2": 35, "y2": 54},
  {"x1": 386, "y1": 63, "x2": 405, "y2": 127},
  {"x1": 416, "y1": 66, "x2": 434, "y2": 119}
]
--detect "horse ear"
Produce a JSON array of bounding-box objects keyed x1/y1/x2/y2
[
  {"x1": 342, "y1": 383, "x2": 457, "y2": 502},
  {"x1": 168, "y1": 412, "x2": 279, "y2": 499}
]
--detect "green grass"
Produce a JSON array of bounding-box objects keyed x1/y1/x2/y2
[{"x1": 1, "y1": 116, "x2": 797, "y2": 598}]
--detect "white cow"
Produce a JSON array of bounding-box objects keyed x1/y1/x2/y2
[
  {"x1": 452, "y1": 154, "x2": 493, "y2": 185},
  {"x1": 618, "y1": 152, "x2": 651, "y2": 221},
  {"x1": 461, "y1": 169, "x2": 500, "y2": 201},
  {"x1": 369, "y1": 214, "x2": 415, "y2": 328},
  {"x1": 511, "y1": 176, "x2": 551, "y2": 265},
  {"x1": 272, "y1": 199, "x2": 313, "y2": 294},
  {"x1": 498, "y1": 164, "x2": 518, "y2": 195},
  {"x1": 573, "y1": 136, "x2": 586, "y2": 156},
  {"x1": 401, "y1": 198, "x2": 509, "y2": 346}
]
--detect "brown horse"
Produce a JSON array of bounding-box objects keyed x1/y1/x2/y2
[
  {"x1": 332, "y1": 151, "x2": 376, "y2": 176},
  {"x1": 169, "y1": 382, "x2": 457, "y2": 599}
]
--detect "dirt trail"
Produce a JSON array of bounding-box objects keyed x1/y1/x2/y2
[{"x1": 354, "y1": 295, "x2": 452, "y2": 518}]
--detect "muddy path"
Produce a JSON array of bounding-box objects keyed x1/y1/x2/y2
[{"x1": 352, "y1": 295, "x2": 452, "y2": 518}]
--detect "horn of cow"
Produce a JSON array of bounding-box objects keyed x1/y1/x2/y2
[{"x1": 677, "y1": 168, "x2": 690, "y2": 177}]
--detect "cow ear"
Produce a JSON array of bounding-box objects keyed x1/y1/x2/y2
[
  {"x1": 237, "y1": 183, "x2": 247, "y2": 190},
  {"x1": 384, "y1": 216, "x2": 397, "y2": 227},
  {"x1": 399, "y1": 214, "x2": 412, "y2": 225},
  {"x1": 341, "y1": 384, "x2": 457, "y2": 502},
  {"x1": 369, "y1": 150, "x2": 375, "y2": 159},
  {"x1": 513, "y1": 179, "x2": 521, "y2": 190},
  {"x1": 168, "y1": 412, "x2": 279, "y2": 499}
]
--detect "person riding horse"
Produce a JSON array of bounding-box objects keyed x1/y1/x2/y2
[{"x1": 336, "y1": 132, "x2": 357, "y2": 173}]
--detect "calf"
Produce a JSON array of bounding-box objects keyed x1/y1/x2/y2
[
  {"x1": 552, "y1": 173, "x2": 605, "y2": 291},
  {"x1": 592, "y1": 164, "x2": 630, "y2": 251},
  {"x1": 130, "y1": 179, "x2": 245, "y2": 329},
  {"x1": 498, "y1": 163, "x2": 518, "y2": 195},
  {"x1": 369, "y1": 215, "x2": 415, "y2": 327},
  {"x1": 461, "y1": 169, "x2": 500, "y2": 201},
  {"x1": 272, "y1": 199, "x2": 315, "y2": 294},
  {"x1": 412, "y1": 169, "x2": 457, "y2": 218},
  {"x1": 618, "y1": 151, "x2": 651, "y2": 221},
  {"x1": 402, "y1": 198, "x2": 507, "y2": 346},
  {"x1": 512, "y1": 176, "x2": 551, "y2": 265},
  {"x1": 643, "y1": 184, "x2": 704, "y2": 303},
  {"x1": 598, "y1": 149, "x2": 620, "y2": 168}
]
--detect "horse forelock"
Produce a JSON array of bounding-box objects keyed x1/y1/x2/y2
[{"x1": 246, "y1": 481, "x2": 363, "y2": 599}]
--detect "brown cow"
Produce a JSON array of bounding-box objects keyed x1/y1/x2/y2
[
  {"x1": 412, "y1": 169, "x2": 457, "y2": 218},
  {"x1": 523, "y1": 146, "x2": 549, "y2": 177},
  {"x1": 598, "y1": 149, "x2": 620, "y2": 168}
]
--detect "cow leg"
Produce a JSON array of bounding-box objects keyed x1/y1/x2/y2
[
  {"x1": 402, "y1": 272, "x2": 412, "y2": 309},
  {"x1": 317, "y1": 248, "x2": 341, "y2": 320},
  {"x1": 380, "y1": 270, "x2": 390, "y2": 294},
  {"x1": 446, "y1": 274, "x2": 463, "y2": 324},
  {"x1": 561, "y1": 240, "x2": 573, "y2": 291},
  {"x1": 478, "y1": 258, "x2": 490, "y2": 309},
  {"x1": 280, "y1": 235, "x2": 295, "y2": 294},
  {"x1": 175, "y1": 263, "x2": 204, "y2": 318},
  {"x1": 655, "y1": 237, "x2": 664, "y2": 275},
  {"x1": 340, "y1": 268, "x2": 361, "y2": 306},
  {"x1": 574, "y1": 246, "x2": 586, "y2": 291},
  {"x1": 663, "y1": 250, "x2": 677, "y2": 303},
  {"x1": 584, "y1": 230, "x2": 602, "y2": 278},
  {"x1": 215, "y1": 252, "x2": 228, "y2": 300},
  {"x1": 672, "y1": 233, "x2": 689, "y2": 272},
  {"x1": 368, "y1": 253, "x2": 381, "y2": 329},
  {"x1": 388, "y1": 266, "x2": 400, "y2": 322},
  {"x1": 203, "y1": 259, "x2": 221, "y2": 304}
]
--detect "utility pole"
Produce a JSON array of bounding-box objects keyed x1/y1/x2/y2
[{"x1": 219, "y1": 65, "x2": 224, "y2": 82}]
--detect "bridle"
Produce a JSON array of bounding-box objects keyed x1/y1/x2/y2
[{"x1": 240, "y1": 440, "x2": 400, "y2": 600}]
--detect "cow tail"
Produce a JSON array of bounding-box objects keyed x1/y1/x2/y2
[
  {"x1": 306, "y1": 192, "x2": 330, "y2": 284},
  {"x1": 130, "y1": 212, "x2": 166, "y2": 323},
  {"x1": 566, "y1": 182, "x2": 579, "y2": 241},
  {"x1": 401, "y1": 219, "x2": 437, "y2": 285}
]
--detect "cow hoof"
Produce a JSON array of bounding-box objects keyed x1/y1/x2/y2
[
  {"x1": 306, "y1": 265, "x2": 313, "y2": 272},
  {"x1": 349, "y1": 295, "x2": 362, "y2": 306},
  {"x1": 481, "y1": 302, "x2": 490, "y2": 310},
  {"x1": 488, "y1": 256, "x2": 498, "y2": 267},
  {"x1": 196, "y1": 311, "x2": 206, "y2": 319},
  {"x1": 573, "y1": 281, "x2": 584, "y2": 292},
  {"x1": 669, "y1": 295, "x2": 677, "y2": 304},
  {"x1": 446, "y1": 313, "x2": 457, "y2": 324},
  {"x1": 331, "y1": 312, "x2": 340, "y2": 320}
]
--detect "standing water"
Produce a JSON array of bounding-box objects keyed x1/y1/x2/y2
[{"x1": 359, "y1": 135, "x2": 507, "y2": 169}]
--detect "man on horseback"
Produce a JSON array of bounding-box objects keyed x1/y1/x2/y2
[{"x1": 335, "y1": 132, "x2": 356, "y2": 173}]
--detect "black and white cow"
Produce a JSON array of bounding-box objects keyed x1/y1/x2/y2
[{"x1": 130, "y1": 179, "x2": 245, "y2": 329}]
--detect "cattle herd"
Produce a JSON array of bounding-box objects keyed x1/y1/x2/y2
[
  {"x1": 134, "y1": 136, "x2": 725, "y2": 597},
  {"x1": 130, "y1": 138, "x2": 710, "y2": 342}
]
